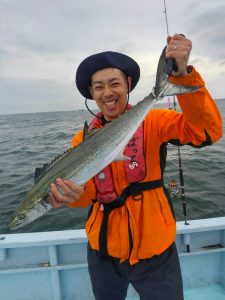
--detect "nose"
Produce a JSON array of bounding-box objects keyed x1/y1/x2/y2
[{"x1": 103, "y1": 85, "x2": 113, "y2": 99}]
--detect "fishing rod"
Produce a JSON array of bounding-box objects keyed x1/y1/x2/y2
[{"x1": 163, "y1": 0, "x2": 190, "y2": 252}]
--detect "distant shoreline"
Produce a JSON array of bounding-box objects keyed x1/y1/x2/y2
[{"x1": 0, "y1": 99, "x2": 224, "y2": 116}]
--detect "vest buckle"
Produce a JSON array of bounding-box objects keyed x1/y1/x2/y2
[{"x1": 132, "y1": 192, "x2": 143, "y2": 201}]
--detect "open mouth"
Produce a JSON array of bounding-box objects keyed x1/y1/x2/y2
[{"x1": 103, "y1": 98, "x2": 119, "y2": 107}]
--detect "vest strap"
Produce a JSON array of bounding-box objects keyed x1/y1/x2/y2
[{"x1": 99, "y1": 179, "x2": 164, "y2": 258}]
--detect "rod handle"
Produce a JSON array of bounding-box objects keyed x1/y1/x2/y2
[{"x1": 166, "y1": 58, "x2": 178, "y2": 75}]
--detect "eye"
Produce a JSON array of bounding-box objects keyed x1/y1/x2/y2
[
  {"x1": 94, "y1": 85, "x2": 103, "y2": 91},
  {"x1": 18, "y1": 213, "x2": 25, "y2": 221},
  {"x1": 112, "y1": 82, "x2": 120, "y2": 87}
]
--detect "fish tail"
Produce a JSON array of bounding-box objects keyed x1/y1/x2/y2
[{"x1": 154, "y1": 46, "x2": 202, "y2": 99}]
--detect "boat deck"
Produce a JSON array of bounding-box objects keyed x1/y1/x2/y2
[
  {"x1": 184, "y1": 284, "x2": 225, "y2": 300},
  {"x1": 0, "y1": 217, "x2": 225, "y2": 300},
  {"x1": 127, "y1": 284, "x2": 225, "y2": 300},
  {"x1": 126, "y1": 284, "x2": 225, "y2": 300}
]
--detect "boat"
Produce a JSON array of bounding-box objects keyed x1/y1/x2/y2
[{"x1": 0, "y1": 216, "x2": 225, "y2": 300}]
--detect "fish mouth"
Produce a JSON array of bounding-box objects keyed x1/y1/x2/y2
[
  {"x1": 8, "y1": 219, "x2": 20, "y2": 231},
  {"x1": 8, "y1": 211, "x2": 27, "y2": 231},
  {"x1": 8, "y1": 219, "x2": 27, "y2": 231}
]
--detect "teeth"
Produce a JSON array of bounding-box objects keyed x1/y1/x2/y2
[{"x1": 104, "y1": 100, "x2": 116, "y2": 106}]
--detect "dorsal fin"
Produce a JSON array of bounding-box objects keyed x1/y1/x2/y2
[
  {"x1": 83, "y1": 121, "x2": 89, "y2": 140},
  {"x1": 82, "y1": 121, "x2": 101, "y2": 140},
  {"x1": 34, "y1": 148, "x2": 73, "y2": 184}
]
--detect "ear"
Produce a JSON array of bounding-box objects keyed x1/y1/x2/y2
[{"x1": 127, "y1": 76, "x2": 132, "y2": 92}]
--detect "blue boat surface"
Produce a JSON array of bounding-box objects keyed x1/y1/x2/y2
[{"x1": 0, "y1": 217, "x2": 225, "y2": 300}]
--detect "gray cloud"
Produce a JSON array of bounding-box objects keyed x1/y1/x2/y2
[
  {"x1": 0, "y1": 77, "x2": 82, "y2": 114},
  {"x1": 181, "y1": 1, "x2": 225, "y2": 58},
  {"x1": 0, "y1": 0, "x2": 225, "y2": 114}
]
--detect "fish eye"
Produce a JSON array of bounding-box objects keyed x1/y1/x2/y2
[{"x1": 18, "y1": 213, "x2": 25, "y2": 221}]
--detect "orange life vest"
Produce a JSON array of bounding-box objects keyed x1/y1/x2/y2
[{"x1": 88, "y1": 113, "x2": 165, "y2": 257}]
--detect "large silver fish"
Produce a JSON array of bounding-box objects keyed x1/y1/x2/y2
[{"x1": 9, "y1": 47, "x2": 201, "y2": 230}]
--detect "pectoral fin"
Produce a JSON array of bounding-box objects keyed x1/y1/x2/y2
[{"x1": 113, "y1": 149, "x2": 131, "y2": 161}]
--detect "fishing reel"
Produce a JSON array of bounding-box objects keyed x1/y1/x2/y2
[{"x1": 168, "y1": 179, "x2": 181, "y2": 199}]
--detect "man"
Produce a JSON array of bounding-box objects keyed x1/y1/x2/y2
[{"x1": 50, "y1": 34, "x2": 222, "y2": 300}]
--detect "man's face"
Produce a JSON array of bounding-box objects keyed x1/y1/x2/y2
[{"x1": 89, "y1": 68, "x2": 131, "y2": 121}]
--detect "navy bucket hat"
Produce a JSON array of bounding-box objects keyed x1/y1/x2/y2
[{"x1": 75, "y1": 51, "x2": 140, "y2": 99}]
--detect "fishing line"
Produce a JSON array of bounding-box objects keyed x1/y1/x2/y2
[{"x1": 163, "y1": 0, "x2": 190, "y2": 252}]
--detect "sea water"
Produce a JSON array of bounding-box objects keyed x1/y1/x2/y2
[{"x1": 0, "y1": 100, "x2": 224, "y2": 234}]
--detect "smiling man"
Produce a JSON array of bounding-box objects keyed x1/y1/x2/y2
[
  {"x1": 75, "y1": 49, "x2": 139, "y2": 124},
  {"x1": 90, "y1": 68, "x2": 132, "y2": 120},
  {"x1": 50, "y1": 34, "x2": 222, "y2": 300}
]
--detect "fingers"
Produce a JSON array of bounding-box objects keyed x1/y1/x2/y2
[
  {"x1": 167, "y1": 34, "x2": 192, "y2": 56},
  {"x1": 166, "y1": 34, "x2": 192, "y2": 77},
  {"x1": 167, "y1": 36, "x2": 172, "y2": 44},
  {"x1": 50, "y1": 192, "x2": 64, "y2": 209},
  {"x1": 50, "y1": 178, "x2": 85, "y2": 208}
]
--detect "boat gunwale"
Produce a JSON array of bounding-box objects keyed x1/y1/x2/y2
[{"x1": 0, "y1": 217, "x2": 225, "y2": 249}]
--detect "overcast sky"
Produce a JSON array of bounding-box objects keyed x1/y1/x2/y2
[{"x1": 1, "y1": 0, "x2": 225, "y2": 115}]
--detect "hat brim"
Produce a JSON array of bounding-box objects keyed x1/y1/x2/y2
[{"x1": 75, "y1": 51, "x2": 140, "y2": 99}]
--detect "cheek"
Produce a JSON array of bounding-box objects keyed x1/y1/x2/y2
[
  {"x1": 91, "y1": 90, "x2": 103, "y2": 102},
  {"x1": 95, "y1": 99, "x2": 104, "y2": 110}
]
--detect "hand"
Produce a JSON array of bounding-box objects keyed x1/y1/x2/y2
[
  {"x1": 166, "y1": 34, "x2": 192, "y2": 77},
  {"x1": 50, "y1": 178, "x2": 85, "y2": 208}
]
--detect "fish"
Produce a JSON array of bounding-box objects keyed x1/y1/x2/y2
[{"x1": 9, "y1": 46, "x2": 201, "y2": 230}]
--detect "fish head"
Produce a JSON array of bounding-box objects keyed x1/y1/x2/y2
[
  {"x1": 9, "y1": 194, "x2": 52, "y2": 231},
  {"x1": 8, "y1": 210, "x2": 30, "y2": 231}
]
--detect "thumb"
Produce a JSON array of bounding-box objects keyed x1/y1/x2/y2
[{"x1": 167, "y1": 36, "x2": 172, "y2": 44}]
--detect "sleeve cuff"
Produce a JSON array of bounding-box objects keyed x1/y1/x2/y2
[{"x1": 169, "y1": 66, "x2": 205, "y2": 87}]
